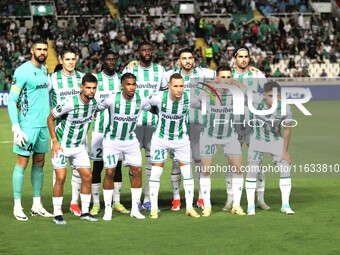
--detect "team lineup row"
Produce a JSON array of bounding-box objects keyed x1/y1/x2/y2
[{"x1": 8, "y1": 38, "x2": 294, "y2": 224}]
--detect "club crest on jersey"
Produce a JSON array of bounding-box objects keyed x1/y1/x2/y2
[
  {"x1": 12, "y1": 78, "x2": 16, "y2": 85},
  {"x1": 56, "y1": 105, "x2": 62, "y2": 113},
  {"x1": 162, "y1": 103, "x2": 166, "y2": 108}
]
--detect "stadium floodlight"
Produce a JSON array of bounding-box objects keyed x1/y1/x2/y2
[
  {"x1": 180, "y1": 4, "x2": 194, "y2": 14},
  {"x1": 38, "y1": 6, "x2": 46, "y2": 13}
]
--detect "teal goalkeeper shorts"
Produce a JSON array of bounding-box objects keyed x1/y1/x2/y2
[{"x1": 13, "y1": 126, "x2": 50, "y2": 156}]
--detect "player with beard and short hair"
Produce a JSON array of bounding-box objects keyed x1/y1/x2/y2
[
  {"x1": 8, "y1": 37, "x2": 53, "y2": 221},
  {"x1": 222, "y1": 46, "x2": 270, "y2": 212},
  {"x1": 89, "y1": 50, "x2": 128, "y2": 215},
  {"x1": 123, "y1": 42, "x2": 166, "y2": 211},
  {"x1": 161, "y1": 48, "x2": 215, "y2": 212},
  {"x1": 47, "y1": 73, "x2": 99, "y2": 224}
]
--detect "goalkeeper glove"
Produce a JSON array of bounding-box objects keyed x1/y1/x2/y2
[{"x1": 12, "y1": 124, "x2": 28, "y2": 148}]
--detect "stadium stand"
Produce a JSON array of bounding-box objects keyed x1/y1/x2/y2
[{"x1": 0, "y1": 0, "x2": 339, "y2": 91}]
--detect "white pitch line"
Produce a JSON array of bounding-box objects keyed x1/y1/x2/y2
[{"x1": 0, "y1": 141, "x2": 12, "y2": 144}]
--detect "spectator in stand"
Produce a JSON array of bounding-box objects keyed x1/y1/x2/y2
[
  {"x1": 320, "y1": 69, "x2": 328, "y2": 77},
  {"x1": 288, "y1": 57, "x2": 297, "y2": 69},
  {"x1": 329, "y1": 49, "x2": 337, "y2": 63},
  {"x1": 273, "y1": 67, "x2": 283, "y2": 77}
]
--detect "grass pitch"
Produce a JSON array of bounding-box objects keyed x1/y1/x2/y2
[{"x1": 0, "y1": 101, "x2": 339, "y2": 255}]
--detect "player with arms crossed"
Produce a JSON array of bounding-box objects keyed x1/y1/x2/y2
[
  {"x1": 89, "y1": 50, "x2": 128, "y2": 215},
  {"x1": 123, "y1": 42, "x2": 166, "y2": 211},
  {"x1": 8, "y1": 37, "x2": 53, "y2": 221},
  {"x1": 98, "y1": 73, "x2": 151, "y2": 221},
  {"x1": 161, "y1": 48, "x2": 215, "y2": 211},
  {"x1": 149, "y1": 73, "x2": 200, "y2": 219},
  {"x1": 245, "y1": 81, "x2": 294, "y2": 215},
  {"x1": 47, "y1": 74, "x2": 99, "y2": 224},
  {"x1": 48, "y1": 48, "x2": 84, "y2": 216},
  {"x1": 223, "y1": 46, "x2": 270, "y2": 211}
]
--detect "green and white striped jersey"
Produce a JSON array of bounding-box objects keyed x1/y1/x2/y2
[
  {"x1": 97, "y1": 92, "x2": 151, "y2": 141},
  {"x1": 162, "y1": 67, "x2": 216, "y2": 124},
  {"x1": 192, "y1": 92, "x2": 236, "y2": 140},
  {"x1": 48, "y1": 70, "x2": 84, "y2": 107},
  {"x1": 52, "y1": 94, "x2": 97, "y2": 148},
  {"x1": 246, "y1": 89, "x2": 293, "y2": 142},
  {"x1": 123, "y1": 62, "x2": 166, "y2": 126},
  {"x1": 232, "y1": 69, "x2": 267, "y2": 136},
  {"x1": 149, "y1": 90, "x2": 190, "y2": 140},
  {"x1": 231, "y1": 69, "x2": 266, "y2": 93},
  {"x1": 92, "y1": 71, "x2": 121, "y2": 133}
]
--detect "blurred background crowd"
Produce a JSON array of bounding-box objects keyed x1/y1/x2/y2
[{"x1": 0, "y1": 0, "x2": 339, "y2": 91}]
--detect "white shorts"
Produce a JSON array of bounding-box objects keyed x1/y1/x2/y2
[
  {"x1": 89, "y1": 131, "x2": 104, "y2": 161},
  {"x1": 200, "y1": 134, "x2": 242, "y2": 158},
  {"x1": 151, "y1": 136, "x2": 191, "y2": 164},
  {"x1": 248, "y1": 137, "x2": 284, "y2": 163},
  {"x1": 103, "y1": 138, "x2": 141, "y2": 168},
  {"x1": 188, "y1": 124, "x2": 202, "y2": 160},
  {"x1": 52, "y1": 145, "x2": 91, "y2": 169},
  {"x1": 135, "y1": 125, "x2": 154, "y2": 150}
]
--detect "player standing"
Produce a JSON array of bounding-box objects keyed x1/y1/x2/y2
[
  {"x1": 161, "y1": 48, "x2": 215, "y2": 211},
  {"x1": 245, "y1": 81, "x2": 294, "y2": 215},
  {"x1": 8, "y1": 38, "x2": 53, "y2": 221},
  {"x1": 89, "y1": 50, "x2": 128, "y2": 215},
  {"x1": 48, "y1": 48, "x2": 84, "y2": 216},
  {"x1": 47, "y1": 73, "x2": 99, "y2": 224},
  {"x1": 223, "y1": 46, "x2": 270, "y2": 211},
  {"x1": 193, "y1": 66, "x2": 246, "y2": 216},
  {"x1": 98, "y1": 73, "x2": 151, "y2": 220},
  {"x1": 149, "y1": 73, "x2": 200, "y2": 219},
  {"x1": 123, "y1": 42, "x2": 166, "y2": 211}
]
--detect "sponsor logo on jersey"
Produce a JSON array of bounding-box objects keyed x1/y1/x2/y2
[
  {"x1": 59, "y1": 89, "x2": 79, "y2": 97},
  {"x1": 185, "y1": 83, "x2": 200, "y2": 89},
  {"x1": 113, "y1": 116, "x2": 138, "y2": 122},
  {"x1": 35, "y1": 83, "x2": 48, "y2": 89},
  {"x1": 137, "y1": 83, "x2": 158, "y2": 89},
  {"x1": 100, "y1": 94, "x2": 111, "y2": 99},
  {"x1": 210, "y1": 107, "x2": 233, "y2": 113},
  {"x1": 161, "y1": 113, "x2": 185, "y2": 120},
  {"x1": 72, "y1": 116, "x2": 92, "y2": 124}
]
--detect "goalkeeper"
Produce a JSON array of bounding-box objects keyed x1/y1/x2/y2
[{"x1": 8, "y1": 38, "x2": 53, "y2": 221}]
